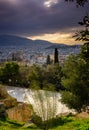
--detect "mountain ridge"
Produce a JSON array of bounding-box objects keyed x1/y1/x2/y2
[{"x1": 0, "y1": 35, "x2": 81, "y2": 48}]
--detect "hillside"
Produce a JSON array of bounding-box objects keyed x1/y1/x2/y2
[
  {"x1": 0, "y1": 35, "x2": 81, "y2": 49},
  {"x1": 0, "y1": 35, "x2": 52, "y2": 46}
]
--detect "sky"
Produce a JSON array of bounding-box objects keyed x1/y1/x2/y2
[{"x1": 0, "y1": 0, "x2": 89, "y2": 44}]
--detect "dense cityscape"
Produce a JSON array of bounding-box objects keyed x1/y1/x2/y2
[{"x1": 0, "y1": 44, "x2": 81, "y2": 65}]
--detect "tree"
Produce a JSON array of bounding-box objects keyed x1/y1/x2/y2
[
  {"x1": 65, "y1": 0, "x2": 89, "y2": 43},
  {"x1": 74, "y1": 14, "x2": 89, "y2": 41},
  {"x1": 45, "y1": 64, "x2": 63, "y2": 91},
  {"x1": 61, "y1": 55, "x2": 89, "y2": 112},
  {"x1": 54, "y1": 48, "x2": 59, "y2": 64},
  {"x1": 46, "y1": 55, "x2": 51, "y2": 65},
  {"x1": 80, "y1": 42, "x2": 89, "y2": 62},
  {"x1": 61, "y1": 0, "x2": 89, "y2": 112},
  {"x1": 28, "y1": 65, "x2": 45, "y2": 90},
  {"x1": 0, "y1": 62, "x2": 19, "y2": 86},
  {"x1": 28, "y1": 64, "x2": 63, "y2": 91},
  {"x1": 18, "y1": 65, "x2": 30, "y2": 87}
]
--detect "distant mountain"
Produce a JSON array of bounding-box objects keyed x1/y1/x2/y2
[
  {"x1": 0, "y1": 35, "x2": 34, "y2": 46},
  {"x1": 0, "y1": 35, "x2": 52, "y2": 46},
  {"x1": 46, "y1": 44, "x2": 81, "y2": 49},
  {"x1": 0, "y1": 35, "x2": 81, "y2": 49}
]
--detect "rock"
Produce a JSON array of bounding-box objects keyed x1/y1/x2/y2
[
  {"x1": 6, "y1": 103, "x2": 31, "y2": 122},
  {"x1": 23, "y1": 122, "x2": 34, "y2": 128},
  {"x1": 76, "y1": 112, "x2": 89, "y2": 118},
  {"x1": 1, "y1": 97, "x2": 18, "y2": 109},
  {"x1": 0, "y1": 85, "x2": 9, "y2": 99},
  {"x1": 0, "y1": 85, "x2": 18, "y2": 108},
  {"x1": 0, "y1": 85, "x2": 32, "y2": 122}
]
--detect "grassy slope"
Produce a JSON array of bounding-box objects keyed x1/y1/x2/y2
[
  {"x1": 51, "y1": 116, "x2": 89, "y2": 130},
  {"x1": 0, "y1": 116, "x2": 89, "y2": 130},
  {"x1": 0, "y1": 118, "x2": 38, "y2": 130}
]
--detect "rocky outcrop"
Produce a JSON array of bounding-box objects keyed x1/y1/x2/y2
[
  {"x1": 7, "y1": 103, "x2": 31, "y2": 122},
  {"x1": 0, "y1": 85, "x2": 18, "y2": 108},
  {"x1": 0, "y1": 84, "x2": 9, "y2": 99},
  {"x1": 0, "y1": 85, "x2": 32, "y2": 122},
  {"x1": 1, "y1": 97, "x2": 17, "y2": 109}
]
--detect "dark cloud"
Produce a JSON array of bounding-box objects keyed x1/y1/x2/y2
[{"x1": 0, "y1": 0, "x2": 89, "y2": 36}]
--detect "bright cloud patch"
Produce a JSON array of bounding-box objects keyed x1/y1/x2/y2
[
  {"x1": 30, "y1": 32, "x2": 83, "y2": 45},
  {"x1": 44, "y1": 0, "x2": 58, "y2": 7}
]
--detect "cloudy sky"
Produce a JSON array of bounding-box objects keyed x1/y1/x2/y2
[{"x1": 0, "y1": 0, "x2": 89, "y2": 44}]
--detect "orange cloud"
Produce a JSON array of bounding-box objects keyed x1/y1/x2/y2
[{"x1": 29, "y1": 32, "x2": 83, "y2": 45}]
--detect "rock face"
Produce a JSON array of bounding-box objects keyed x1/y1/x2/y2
[
  {"x1": 0, "y1": 85, "x2": 18, "y2": 108},
  {"x1": 0, "y1": 85, "x2": 32, "y2": 122},
  {"x1": 7, "y1": 103, "x2": 31, "y2": 122},
  {"x1": 0, "y1": 84, "x2": 9, "y2": 99},
  {"x1": 1, "y1": 97, "x2": 17, "y2": 109}
]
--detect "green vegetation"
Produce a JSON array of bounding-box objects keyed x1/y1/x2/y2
[
  {"x1": 0, "y1": 116, "x2": 89, "y2": 130},
  {"x1": 46, "y1": 55, "x2": 51, "y2": 65},
  {"x1": 61, "y1": 42, "x2": 89, "y2": 112},
  {"x1": 0, "y1": 62, "x2": 19, "y2": 86},
  {"x1": 80, "y1": 42, "x2": 89, "y2": 62},
  {"x1": 0, "y1": 62, "x2": 63, "y2": 91},
  {"x1": 0, "y1": 43, "x2": 89, "y2": 130},
  {"x1": 30, "y1": 90, "x2": 57, "y2": 130},
  {"x1": 61, "y1": 54, "x2": 89, "y2": 112},
  {"x1": 0, "y1": 117, "x2": 38, "y2": 130},
  {"x1": 29, "y1": 64, "x2": 63, "y2": 91}
]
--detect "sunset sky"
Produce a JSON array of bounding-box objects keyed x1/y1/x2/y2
[{"x1": 0, "y1": 0, "x2": 89, "y2": 44}]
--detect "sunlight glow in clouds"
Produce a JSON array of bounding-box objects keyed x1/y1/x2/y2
[
  {"x1": 44, "y1": 0, "x2": 58, "y2": 7},
  {"x1": 30, "y1": 33, "x2": 83, "y2": 45}
]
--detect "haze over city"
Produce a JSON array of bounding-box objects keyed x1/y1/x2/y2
[{"x1": 0, "y1": 0, "x2": 89, "y2": 44}]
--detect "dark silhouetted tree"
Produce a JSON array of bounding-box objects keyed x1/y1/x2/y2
[
  {"x1": 65, "y1": 0, "x2": 89, "y2": 42},
  {"x1": 74, "y1": 14, "x2": 89, "y2": 41},
  {"x1": 65, "y1": 0, "x2": 88, "y2": 6},
  {"x1": 54, "y1": 48, "x2": 59, "y2": 64},
  {"x1": 46, "y1": 55, "x2": 51, "y2": 65}
]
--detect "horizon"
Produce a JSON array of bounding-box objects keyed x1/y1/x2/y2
[{"x1": 0, "y1": 34, "x2": 83, "y2": 45}]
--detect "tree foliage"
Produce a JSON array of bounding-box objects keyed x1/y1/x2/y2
[
  {"x1": 65, "y1": 0, "x2": 89, "y2": 42},
  {"x1": 74, "y1": 29, "x2": 89, "y2": 41},
  {"x1": 28, "y1": 65, "x2": 45, "y2": 90},
  {"x1": 80, "y1": 42, "x2": 89, "y2": 61},
  {"x1": 65, "y1": 0, "x2": 88, "y2": 6},
  {"x1": 73, "y1": 14, "x2": 89, "y2": 41},
  {"x1": 61, "y1": 54, "x2": 89, "y2": 112},
  {"x1": 46, "y1": 55, "x2": 51, "y2": 65},
  {"x1": 45, "y1": 64, "x2": 63, "y2": 91},
  {"x1": 0, "y1": 62, "x2": 19, "y2": 86},
  {"x1": 18, "y1": 65, "x2": 30, "y2": 87},
  {"x1": 54, "y1": 48, "x2": 59, "y2": 64},
  {"x1": 28, "y1": 64, "x2": 63, "y2": 91}
]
